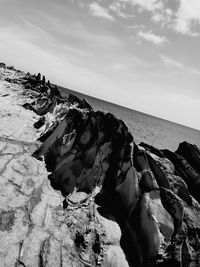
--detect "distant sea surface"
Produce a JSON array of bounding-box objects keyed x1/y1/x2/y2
[{"x1": 59, "y1": 86, "x2": 200, "y2": 151}]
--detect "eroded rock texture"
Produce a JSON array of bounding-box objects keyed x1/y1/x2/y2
[{"x1": 1, "y1": 63, "x2": 200, "y2": 267}]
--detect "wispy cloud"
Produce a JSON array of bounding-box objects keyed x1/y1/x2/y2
[
  {"x1": 127, "y1": 24, "x2": 145, "y2": 29},
  {"x1": 151, "y1": 9, "x2": 173, "y2": 25},
  {"x1": 115, "y1": 0, "x2": 200, "y2": 36},
  {"x1": 174, "y1": 0, "x2": 200, "y2": 36},
  {"x1": 126, "y1": 0, "x2": 163, "y2": 12},
  {"x1": 160, "y1": 54, "x2": 200, "y2": 74},
  {"x1": 108, "y1": 1, "x2": 134, "y2": 18},
  {"x1": 160, "y1": 55, "x2": 185, "y2": 68},
  {"x1": 88, "y1": 0, "x2": 200, "y2": 35},
  {"x1": 89, "y1": 2, "x2": 114, "y2": 21},
  {"x1": 149, "y1": 0, "x2": 200, "y2": 36},
  {"x1": 137, "y1": 30, "x2": 168, "y2": 45},
  {"x1": 109, "y1": 3, "x2": 128, "y2": 18},
  {"x1": 151, "y1": 12, "x2": 165, "y2": 23},
  {"x1": 98, "y1": 0, "x2": 163, "y2": 19}
]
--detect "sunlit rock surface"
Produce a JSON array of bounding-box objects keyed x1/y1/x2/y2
[{"x1": 1, "y1": 63, "x2": 200, "y2": 267}]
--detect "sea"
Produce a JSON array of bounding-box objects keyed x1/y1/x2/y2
[{"x1": 59, "y1": 86, "x2": 200, "y2": 151}]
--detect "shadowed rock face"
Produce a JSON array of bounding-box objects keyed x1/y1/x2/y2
[
  {"x1": 176, "y1": 142, "x2": 200, "y2": 174},
  {"x1": 1, "y1": 65, "x2": 200, "y2": 267},
  {"x1": 34, "y1": 109, "x2": 134, "y2": 200},
  {"x1": 139, "y1": 142, "x2": 165, "y2": 158},
  {"x1": 162, "y1": 149, "x2": 200, "y2": 204}
]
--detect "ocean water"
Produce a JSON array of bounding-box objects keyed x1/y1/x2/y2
[{"x1": 59, "y1": 86, "x2": 200, "y2": 151}]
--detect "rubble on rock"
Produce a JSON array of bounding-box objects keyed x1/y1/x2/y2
[{"x1": 1, "y1": 63, "x2": 200, "y2": 267}]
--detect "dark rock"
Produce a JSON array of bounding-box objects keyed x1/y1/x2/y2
[
  {"x1": 146, "y1": 153, "x2": 170, "y2": 189},
  {"x1": 163, "y1": 149, "x2": 200, "y2": 203},
  {"x1": 7, "y1": 65, "x2": 15, "y2": 70},
  {"x1": 133, "y1": 149, "x2": 158, "y2": 192},
  {"x1": 149, "y1": 152, "x2": 192, "y2": 205},
  {"x1": 34, "y1": 116, "x2": 45, "y2": 129},
  {"x1": 0, "y1": 210, "x2": 15, "y2": 231},
  {"x1": 160, "y1": 187, "x2": 184, "y2": 237},
  {"x1": 139, "y1": 142, "x2": 165, "y2": 158},
  {"x1": 42, "y1": 75, "x2": 46, "y2": 85},
  {"x1": 36, "y1": 73, "x2": 41, "y2": 81},
  {"x1": 68, "y1": 93, "x2": 93, "y2": 110},
  {"x1": 176, "y1": 142, "x2": 200, "y2": 174},
  {"x1": 0, "y1": 62, "x2": 6, "y2": 68}
]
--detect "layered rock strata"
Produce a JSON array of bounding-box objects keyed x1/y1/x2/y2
[{"x1": 1, "y1": 63, "x2": 200, "y2": 267}]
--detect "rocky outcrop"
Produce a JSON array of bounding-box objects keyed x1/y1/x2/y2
[{"x1": 1, "y1": 63, "x2": 200, "y2": 267}]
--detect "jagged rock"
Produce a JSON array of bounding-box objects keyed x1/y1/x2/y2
[
  {"x1": 7, "y1": 65, "x2": 15, "y2": 70},
  {"x1": 133, "y1": 149, "x2": 159, "y2": 192},
  {"x1": 68, "y1": 93, "x2": 93, "y2": 110},
  {"x1": 163, "y1": 149, "x2": 200, "y2": 203},
  {"x1": 146, "y1": 153, "x2": 170, "y2": 190},
  {"x1": 147, "y1": 151, "x2": 192, "y2": 205},
  {"x1": 36, "y1": 73, "x2": 41, "y2": 81},
  {"x1": 139, "y1": 142, "x2": 165, "y2": 158},
  {"x1": 148, "y1": 190, "x2": 174, "y2": 243},
  {"x1": 160, "y1": 188, "x2": 184, "y2": 236},
  {"x1": 42, "y1": 75, "x2": 46, "y2": 85},
  {"x1": 140, "y1": 192, "x2": 162, "y2": 261},
  {"x1": 0, "y1": 62, "x2": 6, "y2": 68},
  {"x1": 33, "y1": 115, "x2": 45, "y2": 129},
  {"x1": 1, "y1": 64, "x2": 200, "y2": 267},
  {"x1": 33, "y1": 109, "x2": 134, "y2": 201},
  {"x1": 176, "y1": 142, "x2": 200, "y2": 174},
  {"x1": 115, "y1": 165, "x2": 140, "y2": 217}
]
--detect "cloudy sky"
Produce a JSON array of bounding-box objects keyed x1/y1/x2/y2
[{"x1": 0, "y1": 0, "x2": 200, "y2": 129}]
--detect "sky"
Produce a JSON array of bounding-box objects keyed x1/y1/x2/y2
[{"x1": 0, "y1": 0, "x2": 200, "y2": 130}]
